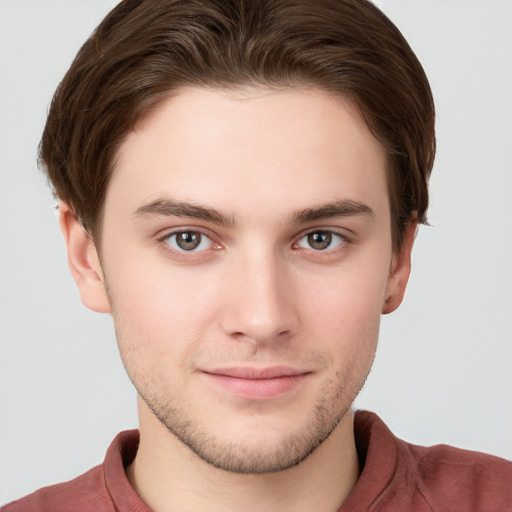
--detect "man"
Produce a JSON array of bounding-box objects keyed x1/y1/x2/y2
[{"x1": 2, "y1": 0, "x2": 511, "y2": 510}]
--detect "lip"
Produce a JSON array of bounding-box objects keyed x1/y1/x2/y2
[{"x1": 201, "y1": 366, "x2": 310, "y2": 400}]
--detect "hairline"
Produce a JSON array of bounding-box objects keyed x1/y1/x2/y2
[{"x1": 87, "y1": 83, "x2": 400, "y2": 252}]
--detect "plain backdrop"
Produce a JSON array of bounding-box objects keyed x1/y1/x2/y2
[{"x1": 1, "y1": 0, "x2": 511, "y2": 505}]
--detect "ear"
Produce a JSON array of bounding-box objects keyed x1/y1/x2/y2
[
  {"x1": 382, "y1": 220, "x2": 417, "y2": 314},
  {"x1": 58, "y1": 202, "x2": 111, "y2": 313}
]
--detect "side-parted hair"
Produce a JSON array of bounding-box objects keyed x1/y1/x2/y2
[{"x1": 40, "y1": 0, "x2": 435, "y2": 251}]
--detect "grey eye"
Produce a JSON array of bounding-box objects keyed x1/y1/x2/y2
[
  {"x1": 165, "y1": 231, "x2": 212, "y2": 252},
  {"x1": 308, "y1": 232, "x2": 331, "y2": 250},
  {"x1": 297, "y1": 231, "x2": 344, "y2": 251}
]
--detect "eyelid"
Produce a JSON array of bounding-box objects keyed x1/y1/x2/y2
[
  {"x1": 295, "y1": 227, "x2": 352, "y2": 243},
  {"x1": 157, "y1": 225, "x2": 218, "y2": 242},
  {"x1": 155, "y1": 225, "x2": 354, "y2": 259},
  {"x1": 157, "y1": 226, "x2": 222, "y2": 255}
]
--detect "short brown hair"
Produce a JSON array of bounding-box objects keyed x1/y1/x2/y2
[{"x1": 40, "y1": 0, "x2": 435, "y2": 250}]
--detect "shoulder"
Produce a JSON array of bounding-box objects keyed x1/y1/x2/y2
[
  {"x1": 1, "y1": 430, "x2": 141, "y2": 512},
  {"x1": 351, "y1": 411, "x2": 512, "y2": 512},
  {"x1": 405, "y1": 441, "x2": 512, "y2": 510},
  {"x1": 1, "y1": 465, "x2": 113, "y2": 512}
]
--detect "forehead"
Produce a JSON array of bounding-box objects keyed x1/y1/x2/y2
[{"x1": 107, "y1": 87, "x2": 389, "y2": 222}]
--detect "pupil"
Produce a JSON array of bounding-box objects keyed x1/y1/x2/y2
[
  {"x1": 177, "y1": 232, "x2": 201, "y2": 250},
  {"x1": 308, "y1": 232, "x2": 332, "y2": 250}
]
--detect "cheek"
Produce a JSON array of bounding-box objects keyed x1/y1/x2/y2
[
  {"x1": 104, "y1": 252, "x2": 225, "y2": 363},
  {"x1": 107, "y1": 275, "x2": 203, "y2": 394},
  {"x1": 298, "y1": 256, "x2": 390, "y2": 356}
]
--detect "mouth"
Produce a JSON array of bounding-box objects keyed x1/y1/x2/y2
[{"x1": 201, "y1": 366, "x2": 311, "y2": 400}]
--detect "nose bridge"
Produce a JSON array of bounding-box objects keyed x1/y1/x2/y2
[{"x1": 221, "y1": 243, "x2": 298, "y2": 343}]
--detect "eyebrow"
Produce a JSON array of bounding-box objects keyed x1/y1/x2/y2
[
  {"x1": 289, "y1": 199, "x2": 375, "y2": 224},
  {"x1": 133, "y1": 198, "x2": 374, "y2": 227},
  {"x1": 133, "y1": 199, "x2": 235, "y2": 226}
]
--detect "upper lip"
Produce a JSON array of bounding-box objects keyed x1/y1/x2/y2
[{"x1": 204, "y1": 366, "x2": 309, "y2": 379}]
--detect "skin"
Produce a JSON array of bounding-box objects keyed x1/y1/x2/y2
[{"x1": 60, "y1": 87, "x2": 415, "y2": 512}]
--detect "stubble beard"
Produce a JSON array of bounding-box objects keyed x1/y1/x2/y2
[
  {"x1": 108, "y1": 293, "x2": 374, "y2": 475},
  {"x1": 125, "y1": 359, "x2": 371, "y2": 474},
  {"x1": 138, "y1": 384, "x2": 350, "y2": 474}
]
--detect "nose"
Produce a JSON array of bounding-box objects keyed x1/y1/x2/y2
[{"x1": 220, "y1": 248, "x2": 299, "y2": 345}]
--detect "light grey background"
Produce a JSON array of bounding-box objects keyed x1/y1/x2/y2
[{"x1": 1, "y1": 0, "x2": 511, "y2": 505}]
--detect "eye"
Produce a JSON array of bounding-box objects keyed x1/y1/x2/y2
[
  {"x1": 164, "y1": 230, "x2": 213, "y2": 252},
  {"x1": 296, "y1": 230, "x2": 345, "y2": 251}
]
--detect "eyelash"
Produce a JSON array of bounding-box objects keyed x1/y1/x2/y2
[
  {"x1": 294, "y1": 229, "x2": 349, "y2": 251},
  {"x1": 157, "y1": 228, "x2": 352, "y2": 258},
  {"x1": 158, "y1": 228, "x2": 220, "y2": 257}
]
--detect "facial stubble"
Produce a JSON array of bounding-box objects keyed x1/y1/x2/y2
[
  {"x1": 105, "y1": 278, "x2": 374, "y2": 475},
  {"x1": 117, "y1": 345, "x2": 372, "y2": 473}
]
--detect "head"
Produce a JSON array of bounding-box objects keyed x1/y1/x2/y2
[
  {"x1": 42, "y1": 0, "x2": 435, "y2": 474},
  {"x1": 41, "y1": 0, "x2": 434, "y2": 252}
]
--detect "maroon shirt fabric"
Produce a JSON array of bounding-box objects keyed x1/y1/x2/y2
[{"x1": 3, "y1": 411, "x2": 512, "y2": 512}]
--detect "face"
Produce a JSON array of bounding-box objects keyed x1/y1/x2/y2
[{"x1": 64, "y1": 87, "x2": 413, "y2": 473}]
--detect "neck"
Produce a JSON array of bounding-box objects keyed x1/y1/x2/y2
[{"x1": 127, "y1": 397, "x2": 359, "y2": 512}]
